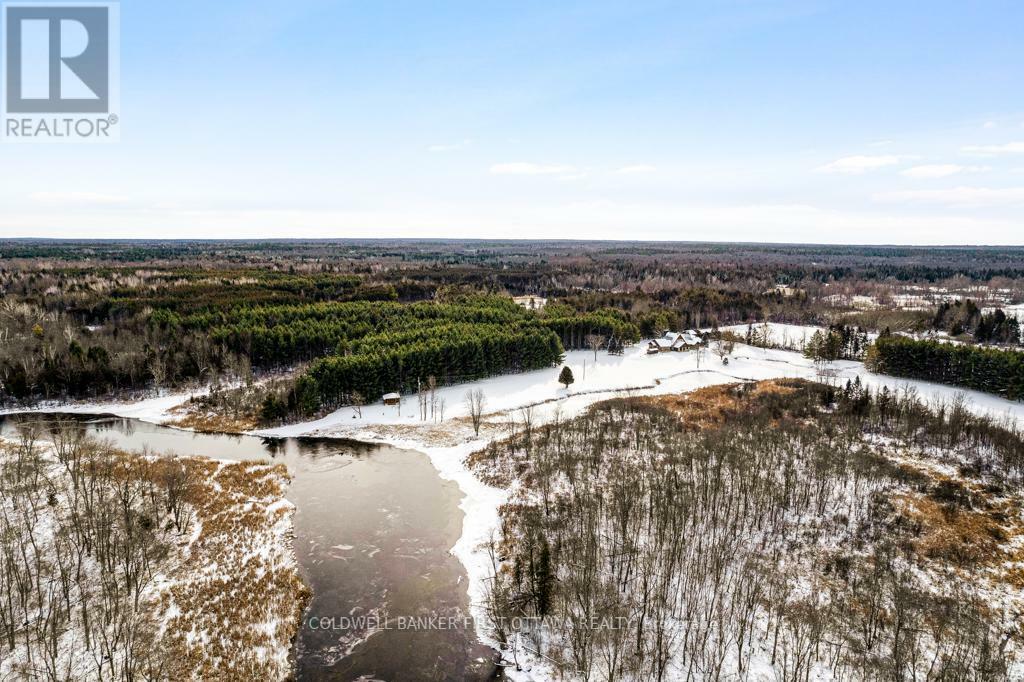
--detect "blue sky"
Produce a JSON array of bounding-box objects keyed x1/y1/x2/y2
[{"x1": 3, "y1": 0, "x2": 1024, "y2": 243}]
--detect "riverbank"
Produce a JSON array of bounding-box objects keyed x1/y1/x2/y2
[
  {"x1": 256, "y1": 338, "x2": 1024, "y2": 675},
  {"x1": 0, "y1": 432, "x2": 308, "y2": 681},
  {"x1": 8, "y1": 334, "x2": 1024, "y2": 678}
]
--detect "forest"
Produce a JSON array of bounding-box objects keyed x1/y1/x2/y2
[
  {"x1": 0, "y1": 277, "x2": 607, "y2": 410},
  {"x1": 6, "y1": 239, "x2": 1024, "y2": 283},
  {"x1": 469, "y1": 379, "x2": 1024, "y2": 681},
  {"x1": 803, "y1": 324, "x2": 872, "y2": 362},
  {"x1": 294, "y1": 318, "x2": 564, "y2": 415},
  {"x1": 2, "y1": 240, "x2": 1023, "y2": 414},
  {"x1": 867, "y1": 334, "x2": 1024, "y2": 401}
]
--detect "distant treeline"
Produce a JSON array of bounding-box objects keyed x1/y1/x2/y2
[
  {"x1": 867, "y1": 334, "x2": 1024, "y2": 401},
  {"x1": 6, "y1": 239, "x2": 1024, "y2": 282},
  {"x1": 78, "y1": 272, "x2": 398, "y2": 320},
  {"x1": 5, "y1": 240, "x2": 1023, "y2": 408}
]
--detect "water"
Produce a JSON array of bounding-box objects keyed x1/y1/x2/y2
[{"x1": 0, "y1": 414, "x2": 499, "y2": 681}]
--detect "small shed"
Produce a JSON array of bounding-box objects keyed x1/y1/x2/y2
[{"x1": 382, "y1": 392, "x2": 401, "y2": 406}]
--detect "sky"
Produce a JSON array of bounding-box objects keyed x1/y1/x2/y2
[{"x1": 2, "y1": 0, "x2": 1024, "y2": 244}]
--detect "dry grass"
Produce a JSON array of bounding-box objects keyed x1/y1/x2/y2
[
  {"x1": 895, "y1": 492, "x2": 1008, "y2": 564},
  {"x1": 167, "y1": 409, "x2": 261, "y2": 434},
  {"x1": 0, "y1": 437, "x2": 308, "y2": 681},
  {"x1": 149, "y1": 457, "x2": 311, "y2": 681},
  {"x1": 319, "y1": 413, "x2": 510, "y2": 449},
  {"x1": 890, "y1": 461, "x2": 1024, "y2": 595},
  {"x1": 644, "y1": 379, "x2": 798, "y2": 430},
  {"x1": 894, "y1": 483, "x2": 1024, "y2": 646}
]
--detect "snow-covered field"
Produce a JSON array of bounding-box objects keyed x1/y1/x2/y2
[
  {"x1": 8, "y1": 330, "x2": 1024, "y2": 679},
  {"x1": 720, "y1": 321, "x2": 881, "y2": 351},
  {"x1": 720, "y1": 322, "x2": 824, "y2": 350}
]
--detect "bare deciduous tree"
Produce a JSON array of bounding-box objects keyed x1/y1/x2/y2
[
  {"x1": 585, "y1": 333, "x2": 606, "y2": 362},
  {"x1": 712, "y1": 331, "x2": 736, "y2": 364},
  {"x1": 473, "y1": 381, "x2": 1021, "y2": 680},
  {"x1": 465, "y1": 389, "x2": 487, "y2": 436}
]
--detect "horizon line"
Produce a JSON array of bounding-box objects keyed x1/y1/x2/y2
[{"x1": 3, "y1": 236, "x2": 1024, "y2": 249}]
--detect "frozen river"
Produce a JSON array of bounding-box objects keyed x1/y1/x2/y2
[{"x1": 0, "y1": 413, "x2": 499, "y2": 681}]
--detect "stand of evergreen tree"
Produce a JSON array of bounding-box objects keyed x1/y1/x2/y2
[
  {"x1": 867, "y1": 334, "x2": 1024, "y2": 400},
  {"x1": 932, "y1": 299, "x2": 1021, "y2": 345},
  {"x1": 803, "y1": 324, "x2": 870, "y2": 362},
  {"x1": 299, "y1": 326, "x2": 562, "y2": 412},
  {"x1": 1, "y1": 292, "x2": 567, "y2": 406},
  {"x1": 540, "y1": 309, "x2": 640, "y2": 350}
]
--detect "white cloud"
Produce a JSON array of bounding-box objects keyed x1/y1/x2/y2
[
  {"x1": 427, "y1": 139, "x2": 471, "y2": 152},
  {"x1": 874, "y1": 186, "x2": 1024, "y2": 207},
  {"x1": 490, "y1": 162, "x2": 576, "y2": 176},
  {"x1": 815, "y1": 155, "x2": 906, "y2": 174},
  {"x1": 900, "y1": 164, "x2": 989, "y2": 179},
  {"x1": 615, "y1": 164, "x2": 657, "y2": 175},
  {"x1": 983, "y1": 121, "x2": 997, "y2": 129},
  {"x1": 29, "y1": 191, "x2": 129, "y2": 205},
  {"x1": 961, "y1": 142, "x2": 1024, "y2": 155}
]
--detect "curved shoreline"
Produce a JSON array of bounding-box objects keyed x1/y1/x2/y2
[{"x1": 7, "y1": 337, "x2": 1024, "y2": 677}]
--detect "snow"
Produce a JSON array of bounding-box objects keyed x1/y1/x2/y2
[
  {"x1": 720, "y1": 322, "x2": 825, "y2": 351},
  {"x1": 262, "y1": 345, "x2": 804, "y2": 439},
  {"x1": 720, "y1": 322, "x2": 879, "y2": 351},
  {"x1": 10, "y1": 335, "x2": 1024, "y2": 680},
  {"x1": 0, "y1": 439, "x2": 294, "y2": 679},
  {"x1": 984, "y1": 303, "x2": 1024, "y2": 322},
  {"x1": 0, "y1": 387, "x2": 208, "y2": 423},
  {"x1": 255, "y1": 337, "x2": 1024, "y2": 678}
]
